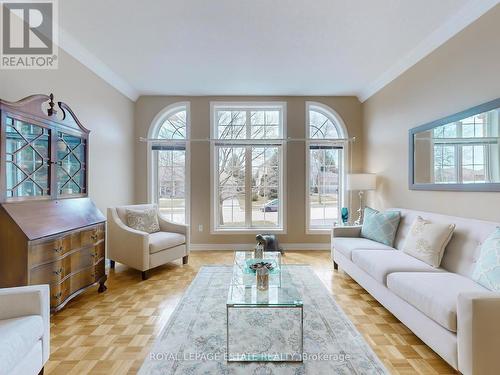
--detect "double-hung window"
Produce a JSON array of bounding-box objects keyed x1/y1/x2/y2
[
  {"x1": 149, "y1": 103, "x2": 189, "y2": 224},
  {"x1": 211, "y1": 102, "x2": 286, "y2": 232},
  {"x1": 306, "y1": 102, "x2": 347, "y2": 232}
]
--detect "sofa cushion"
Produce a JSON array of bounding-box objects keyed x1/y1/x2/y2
[
  {"x1": 402, "y1": 216, "x2": 455, "y2": 267},
  {"x1": 149, "y1": 232, "x2": 186, "y2": 254},
  {"x1": 387, "y1": 272, "x2": 488, "y2": 332},
  {"x1": 0, "y1": 315, "x2": 43, "y2": 374},
  {"x1": 333, "y1": 237, "x2": 394, "y2": 260},
  {"x1": 352, "y1": 250, "x2": 443, "y2": 284},
  {"x1": 361, "y1": 207, "x2": 401, "y2": 246},
  {"x1": 472, "y1": 227, "x2": 500, "y2": 291},
  {"x1": 391, "y1": 208, "x2": 499, "y2": 277}
]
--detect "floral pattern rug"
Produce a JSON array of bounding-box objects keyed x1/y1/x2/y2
[{"x1": 139, "y1": 265, "x2": 387, "y2": 374}]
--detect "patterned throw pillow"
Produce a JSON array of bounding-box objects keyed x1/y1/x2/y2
[
  {"x1": 361, "y1": 207, "x2": 401, "y2": 247},
  {"x1": 402, "y1": 216, "x2": 455, "y2": 267},
  {"x1": 126, "y1": 208, "x2": 160, "y2": 234},
  {"x1": 472, "y1": 227, "x2": 500, "y2": 291}
]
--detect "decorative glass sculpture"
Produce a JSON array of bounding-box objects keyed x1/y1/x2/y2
[
  {"x1": 254, "y1": 243, "x2": 264, "y2": 259},
  {"x1": 256, "y1": 267, "x2": 269, "y2": 291},
  {"x1": 341, "y1": 207, "x2": 349, "y2": 224}
]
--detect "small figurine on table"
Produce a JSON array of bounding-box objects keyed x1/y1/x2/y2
[{"x1": 256, "y1": 234, "x2": 284, "y2": 255}]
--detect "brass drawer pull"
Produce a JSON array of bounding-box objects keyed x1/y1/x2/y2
[
  {"x1": 53, "y1": 291, "x2": 62, "y2": 299},
  {"x1": 91, "y1": 233, "x2": 98, "y2": 241},
  {"x1": 54, "y1": 245, "x2": 63, "y2": 254},
  {"x1": 53, "y1": 267, "x2": 64, "y2": 276}
]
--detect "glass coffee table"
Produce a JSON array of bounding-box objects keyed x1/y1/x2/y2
[{"x1": 226, "y1": 251, "x2": 303, "y2": 362}]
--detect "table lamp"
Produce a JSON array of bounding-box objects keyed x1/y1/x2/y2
[{"x1": 347, "y1": 173, "x2": 376, "y2": 225}]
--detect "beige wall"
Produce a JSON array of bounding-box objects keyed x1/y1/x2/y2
[
  {"x1": 363, "y1": 5, "x2": 500, "y2": 222},
  {"x1": 0, "y1": 50, "x2": 136, "y2": 214},
  {"x1": 135, "y1": 96, "x2": 363, "y2": 245}
]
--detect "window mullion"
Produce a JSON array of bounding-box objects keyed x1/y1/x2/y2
[
  {"x1": 485, "y1": 144, "x2": 490, "y2": 181},
  {"x1": 457, "y1": 145, "x2": 462, "y2": 183},
  {"x1": 155, "y1": 150, "x2": 160, "y2": 205},
  {"x1": 337, "y1": 149, "x2": 343, "y2": 223},
  {"x1": 246, "y1": 110, "x2": 252, "y2": 139},
  {"x1": 245, "y1": 146, "x2": 252, "y2": 228}
]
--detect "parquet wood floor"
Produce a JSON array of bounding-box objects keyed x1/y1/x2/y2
[{"x1": 45, "y1": 251, "x2": 457, "y2": 374}]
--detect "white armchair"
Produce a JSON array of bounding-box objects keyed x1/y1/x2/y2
[
  {"x1": 107, "y1": 204, "x2": 189, "y2": 280},
  {"x1": 0, "y1": 285, "x2": 50, "y2": 375}
]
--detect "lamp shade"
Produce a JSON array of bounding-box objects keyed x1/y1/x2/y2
[{"x1": 347, "y1": 173, "x2": 376, "y2": 191}]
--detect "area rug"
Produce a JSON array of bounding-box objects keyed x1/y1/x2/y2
[{"x1": 139, "y1": 265, "x2": 387, "y2": 374}]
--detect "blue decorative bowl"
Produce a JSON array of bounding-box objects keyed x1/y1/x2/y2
[{"x1": 245, "y1": 259, "x2": 279, "y2": 274}]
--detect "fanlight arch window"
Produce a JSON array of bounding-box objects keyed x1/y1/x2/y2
[
  {"x1": 148, "y1": 103, "x2": 189, "y2": 224},
  {"x1": 308, "y1": 104, "x2": 346, "y2": 139},
  {"x1": 156, "y1": 109, "x2": 187, "y2": 140},
  {"x1": 306, "y1": 102, "x2": 347, "y2": 231}
]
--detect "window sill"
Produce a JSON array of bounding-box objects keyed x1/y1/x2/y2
[
  {"x1": 306, "y1": 228, "x2": 334, "y2": 235},
  {"x1": 211, "y1": 228, "x2": 286, "y2": 235}
]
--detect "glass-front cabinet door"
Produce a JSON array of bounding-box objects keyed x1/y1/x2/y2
[
  {"x1": 56, "y1": 131, "x2": 86, "y2": 196},
  {"x1": 5, "y1": 116, "x2": 51, "y2": 199},
  {"x1": 2, "y1": 115, "x2": 88, "y2": 201},
  {"x1": 1, "y1": 95, "x2": 90, "y2": 202}
]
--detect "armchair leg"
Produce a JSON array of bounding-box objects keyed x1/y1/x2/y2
[
  {"x1": 182, "y1": 255, "x2": 189, "y2": 265},
  {"x1": 333, "y1": 260, "x2": 338, "y2": 270},
  {"x1": 142, "y1": 271, "x2": 149, "y2": 280},
  {"x1": 110, "y1": 260, "x2": 115, "y2": 269}
]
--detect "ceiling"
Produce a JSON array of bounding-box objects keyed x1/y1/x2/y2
[{"x1": 59, "y1": 0, "x2": 498, "y2": 101}]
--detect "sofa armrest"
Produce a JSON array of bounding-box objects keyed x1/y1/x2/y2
[
  {"x1": 457, "y1": 291, "x2": 500, "y2": 375},
  {"x1": 107, "y1": 208, "x2": 150, "y2": 270},
  {"x1": 331, "y1": 225, "x2": 362, "y2": 239},
  {"x1": 157, "y1": 213, "x2": 188, "y2": 235},
  {"x1": 0, "y1": 285, "x2": 50, "y2": 363}
]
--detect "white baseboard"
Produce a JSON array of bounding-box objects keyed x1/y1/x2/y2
[{"x1": 190, "y1": 243, "x2": 330, "y2": 251}]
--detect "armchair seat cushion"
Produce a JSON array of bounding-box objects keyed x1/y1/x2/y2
[
  {"x1": 0, "y1": 315, "x2": 43, "y2": 374},
  {"x1": 149, "y1": 232, "x2": 186, "y2": 254}
]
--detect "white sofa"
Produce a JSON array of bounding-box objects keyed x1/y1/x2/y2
[
  {"x1": 107, "y1": 204, "x2": 189, "y2": 280},
  {"x1": 332, "y1": 208, "x2": 500, "y2": 375},
  {"x1": 0, "y1": 285, "x2": 50, "y2": 375}
]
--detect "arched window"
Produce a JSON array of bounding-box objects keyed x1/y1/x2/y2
[
  {"x1": 306, "y1": 102, "x2": 347, "y2": 232},
  {"x1": 148, "y1": 103, "x2": 189, "y2": 224}
]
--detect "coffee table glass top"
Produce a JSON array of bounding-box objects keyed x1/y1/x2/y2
[{"x1": 227, "y1": 251, "x2": 303, "y2": 307}]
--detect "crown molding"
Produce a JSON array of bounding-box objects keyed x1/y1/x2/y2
[
  {"x1": 359, "y1": 0, "x2": 500, "y2": 102},
  {"x1": 58, "y1": 27, "x2": 139, "y2": 102}
]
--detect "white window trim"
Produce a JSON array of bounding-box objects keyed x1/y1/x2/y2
[
  {"x1": 210, "y1": 101, "x2": 287, "y2": 234},
  {"x1": 305, "y1": 101, "x2": 349, "y2": 234},
  {"x1": 147, "y1": 102, "x2": 191, "y2": 226}
]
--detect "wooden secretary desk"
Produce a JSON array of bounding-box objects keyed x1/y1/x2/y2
[{"x1": 0, "y1": 94, "x2": 107, "y2": 312}]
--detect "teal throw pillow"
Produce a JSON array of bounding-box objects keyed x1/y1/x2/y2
[
  {"x1": 361, "y1": 207, "x2": 401, "y2": 247},
  {"x1": 472, "y1": 227, "x2": 500, "y2": 291}
]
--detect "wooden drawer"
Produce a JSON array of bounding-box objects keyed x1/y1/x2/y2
[
  {"x1": 30, "y1": 247, "x2": 95, "y2": 285},
  {"x1": 28, "y1": 224, "x2": 104, "y2": 267},
  {"x1": 50, "y1": 260, "x2": 104, "y2": 309},
  {"x1": 92, "y1": 241, "x2": 105, "y2": 263},
  {"x1": 81, "y1": 224, "x2": 105, "y2": 247},
  {"x1": 29, "y1": 233, "x2": 74, "y2": 266}
]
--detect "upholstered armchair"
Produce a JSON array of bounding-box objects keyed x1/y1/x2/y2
[
  {"x1": 0, "y1": 285, "x2": 50, "y2": 375},
  {"x1": 107, "y1": 204, "x2": 189, "y2": 280}
]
